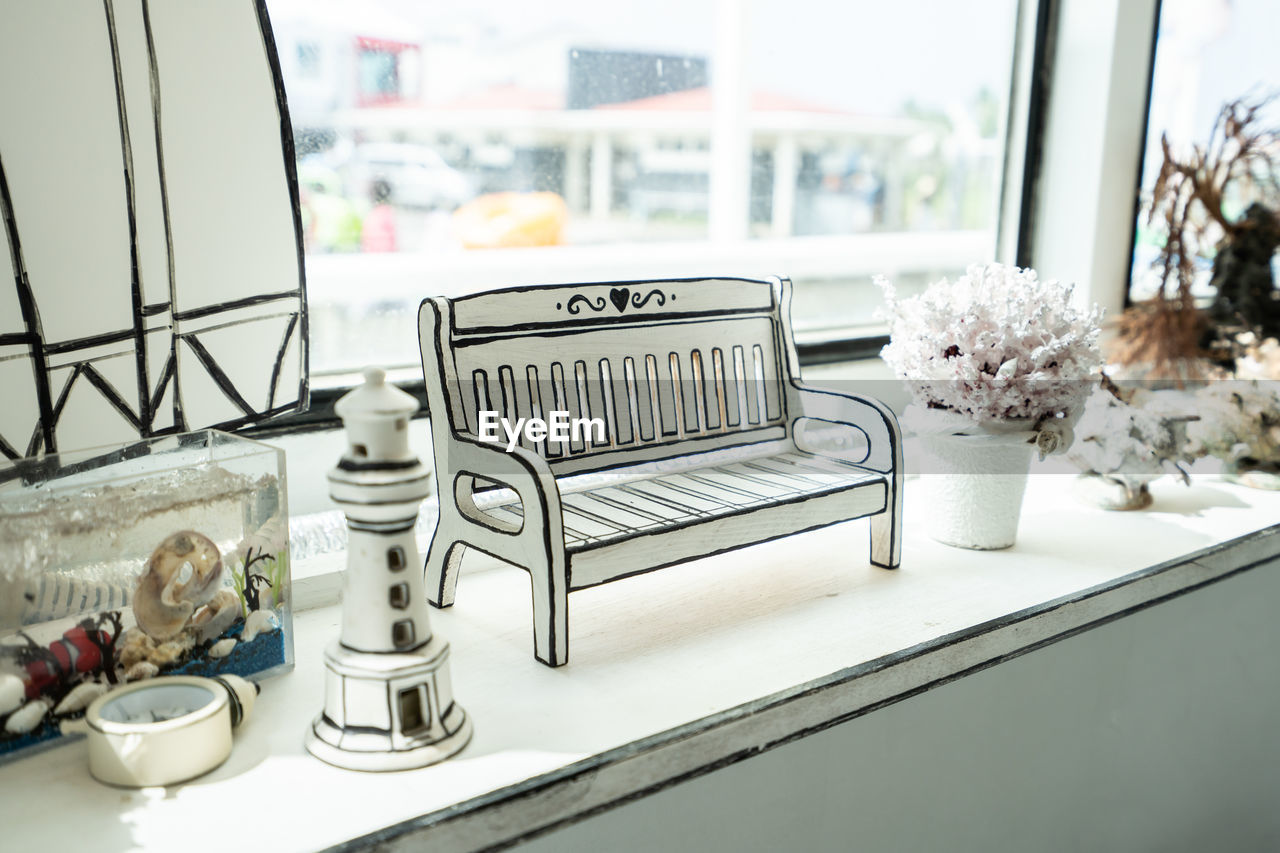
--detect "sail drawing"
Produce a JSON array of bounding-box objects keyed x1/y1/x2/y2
[{"x1": 0, "y1": 0, "x2": 308, "y2": 456}]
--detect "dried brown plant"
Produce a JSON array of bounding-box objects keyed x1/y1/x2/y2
[{"x1": 1113, "y1": 94, "x2": 1280, "y2": 376}]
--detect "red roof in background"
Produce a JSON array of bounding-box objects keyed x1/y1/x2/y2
[
  {"x1": 594, "y1": 86, "x2": 847, "y2": 114},
  {"x1": 428, "y1": 84, "x2": 564, "y2": 111}
]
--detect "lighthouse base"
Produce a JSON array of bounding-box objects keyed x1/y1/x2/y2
[{"x1": 305, "y1": 637, "x2": 472, "y2": 772}]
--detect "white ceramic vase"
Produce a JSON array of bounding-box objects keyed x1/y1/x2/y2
[{"x1": 917, "y1": 431, "x2": 1036, "y2": 550}]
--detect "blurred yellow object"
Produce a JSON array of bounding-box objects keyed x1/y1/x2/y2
[{"x1": 453, "y1": 192, "x2": 567, "y2": 249}]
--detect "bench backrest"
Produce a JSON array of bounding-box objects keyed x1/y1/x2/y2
[{"x1": 420, "y1": 277, "x2": 799, "y2": 477}]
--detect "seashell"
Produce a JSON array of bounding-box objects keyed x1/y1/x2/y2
[
  {"x1": 57, "y1": 716, "x2": 90, "y2": 738},
  {"x1": 124, "y1": 661, "x2": 159, "y2": 682},
  {"x1": 208, "y1": 638, "x2": 237, "y2": 659},
  {"x1": 218, "y1": 674, "x2": 258, "y2": 727},
  {"x1": 0, "y1": 672, "x2": 25, "y2": 715},
  {"x1": 151, "y1": 636, "x2": 194, "y2": 667},
  {"x1": 134, "y1": 531, "x2": 223, "y2": 641},
  {"x1": 191, "y1": 590, "x2": 241, "y2": 644},
  {"x1": 118, "y1": 627, "x2": 154, "y2": 670},
  {"x1": 53, "y1": 682, "x2": 108, "y2": 715},
  {"x1": 4, "y1": 698, "x2": 51, "y2": 734},
  {"x1": 240, "y1": 609, "x2": 279, "y2": 644},
  {"x1": 1034, "y1": 421, "x2": 1073, "y2": 460}
]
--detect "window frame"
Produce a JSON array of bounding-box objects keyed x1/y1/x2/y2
[{"x1": 1024, "y1": 0, "x2": 1160, "y2": 318}]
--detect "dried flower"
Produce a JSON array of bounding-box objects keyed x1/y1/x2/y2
[{"x1": 879, "y1": 262, "x2": 1104, "y2": 426}]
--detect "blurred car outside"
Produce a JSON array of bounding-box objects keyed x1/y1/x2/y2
[
  {"x1": 452, "y1": 191, "x2": 567, "y2": 249},
  {"x1": 297, "y1": 161, "x2": 363, "y2": 253},
  {"x1": 341, "y1": 143, "x2": 474, "y2": 211}
]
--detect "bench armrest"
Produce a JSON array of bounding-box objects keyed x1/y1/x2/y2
[
  {"x1": 791, "y1": 382, "x2": 903, "y2": 475},
  {"x1": 441, "y1": 432, "x2": 566, "y2": 543}
]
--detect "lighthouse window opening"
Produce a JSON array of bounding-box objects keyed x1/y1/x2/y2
[
  {"x1": 389, "y1": 583, "x2": 410, "y2": 609},
  {"x1": 397, "y1": 686, "x2": 428, "y2": 735},
  {"x1": 351, "y1": 443, "x2": 368, "y2": 458},
  {"x1": 387, "y1": 546, "x2": 406, "y2": 571},
  {"x1": 395, "y1": 417, "x2": 407, "y2": 431},
  {"x1": 392, "y1": 619, "x2": 415, "y2": 648}
]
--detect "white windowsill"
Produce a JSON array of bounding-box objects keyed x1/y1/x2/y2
[{"x1": 5, "y1": 471, "x2": 1279, "y2": 852}]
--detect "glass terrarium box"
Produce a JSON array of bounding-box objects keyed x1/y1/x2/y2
[{"x1": 0, "y1": 430, "x2": 292, "y2": 762}]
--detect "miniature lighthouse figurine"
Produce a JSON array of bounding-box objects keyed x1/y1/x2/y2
[{"x1": 306, "y1": 368, "x2": 472, "y2": 771}]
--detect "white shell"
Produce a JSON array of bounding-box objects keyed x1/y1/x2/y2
[
  {"x1": 217, "y1": 674, "x2": 257, "y2": 727},
  {"x1": 241, "y1": 609, "x2": 279, "y2": 643},
  {"x1": 124, "y1": 661, "x2": 160, "y2": 681},
  {"x1": 0, "y1": 672, "x2": 25, "y2": 715},
  {"x1": 208, "y1": 638, "x2": 237, "y2": 658},
  {"x1": 4, "y1": 698, "x2": 51, "y2": 734},
  {"x1": 53, "y1": 682, "x2": 109, "y2": 715},
  {"x1": 191, "y1": 590, "x2": 241, "y2": 644}
]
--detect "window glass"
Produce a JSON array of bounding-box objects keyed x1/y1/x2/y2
[
  {"x1": 357, "y1": 44, "x2": 400, "y2": 102},
  {"x1": 266, "y1": 0, "x2": 1019, "y2": 381},
  {"x1": 1130, "y1": 0, "x2": 1280, "y2": 302},
  {"x1": 296, "y1": 42, "x2": 321, "y2": 78}
]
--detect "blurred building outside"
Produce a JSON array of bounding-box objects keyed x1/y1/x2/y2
[{"x1": 267, "y1": 1, "x2": 1007, "y2": 379}]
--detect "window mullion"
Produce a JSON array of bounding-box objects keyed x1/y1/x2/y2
[{"x1": 708, "y1": 0, "x2": 751, "y2": 243}]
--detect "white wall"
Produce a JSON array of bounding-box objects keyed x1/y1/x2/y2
[{"x1": 518, "y1": 564, "x2": 1280, "y2": 852}]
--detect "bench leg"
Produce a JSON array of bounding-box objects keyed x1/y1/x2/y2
[
  {"x1": 530, "y1": 553, "x2": 569, "y2": 667},
  {"x1": 425, "y1": 536, "x2": 467, "y2": 608},
  {"x1": 870, "y1": 477, "x2": 902, "y2": 569}
]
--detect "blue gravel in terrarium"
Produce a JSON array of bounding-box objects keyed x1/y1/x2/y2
[{"x1": 0, "y1": 430, "x2": 292, "y2": 764}]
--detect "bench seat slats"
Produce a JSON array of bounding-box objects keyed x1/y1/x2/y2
[{"x1": 475, "y1": 451, "x2": 884, "y2": 552}]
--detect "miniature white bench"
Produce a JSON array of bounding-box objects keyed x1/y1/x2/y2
[{"x1": 418, "y1": 276, "x2": 902, "y2": 667}]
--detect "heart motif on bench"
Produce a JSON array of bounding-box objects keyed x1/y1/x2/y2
[{"x1": 609, "y1": 287, "x2": 631, "y2": 312}]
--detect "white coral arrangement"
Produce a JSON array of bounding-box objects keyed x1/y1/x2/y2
[
  {"x1": 1185, "y1": 382, "x2": 1280, "y2": 469},
  {"x1": 878, "y1": 263, "x2": 1105, "y2": 432},
  {"x1": 1067, "y1": 381, "x2": 1198, "y2": 509}
]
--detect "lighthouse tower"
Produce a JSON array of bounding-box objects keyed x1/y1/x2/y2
[{"x1": 306, "y1": 368, "x2": 472, "y2": 771}]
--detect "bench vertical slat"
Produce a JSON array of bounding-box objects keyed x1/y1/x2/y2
[
  {"x1": 650, "y1": 354, "x2": 676, "y2": 438},
  {"x1": 726, "y1": 345, "x2": 746, "y2": 427},
  {"x1": 670, "y1": 352, "x2": 694, "y2": 438},
  {"x1": 488, "y1": 368, "x2": 506, "y2": 447},
  {"x1": 711, "y1": 347, "x2": 731, "y2": 430},
  {"x1": 496, "y1": 365, "x2": 522, "y2": 451},
  {"x1": 522, "y1": 366, "x2": 547, "y2": 458},
  {"x1": 564, "y1": 361, "x2": 581, "y2": 454},
  {"x1": 622, "y1": 356, "x2": 646, "y2": 443},
  {"x1": 572, "y1": 360, "x2": 593, "y2": 453},
  {"x1": 757, "y1": 342, "x2": 783, "y2": 422},
  {"x1": 640, "y1": 356, "x2": 660, "y2": 440},
  {"x1": 548, "y1": 361, "x2": 569, "y2": 457},
  {"x1": 470, "y1": 369, "x2": 491, "y2": 435},
  {"x1": 689, "y1": 349, "x2": 711, "y2": 432},
  {"x1": 598, "y1": 358, "x2": 624, "y2": 447},
  {"x1": 739, "y1": 345, "x2": 760, "y2": 425},
  {"x1": 508, "y1": 364, "x2": 535, "y2": 452},
  {"x1": 680, "y1": 351, "x2": 701, "y2": 435}
]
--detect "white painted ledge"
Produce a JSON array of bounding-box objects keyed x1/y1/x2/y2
[{"x1": 2, "y1": 474, "x2": 1278, "y2": 852}]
